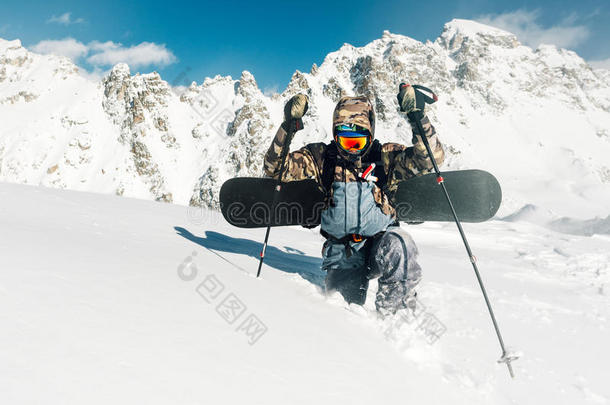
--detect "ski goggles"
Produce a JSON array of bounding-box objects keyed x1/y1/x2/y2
[{"x1": 334, "y1": 124, "x2": 371, "y2": 153}]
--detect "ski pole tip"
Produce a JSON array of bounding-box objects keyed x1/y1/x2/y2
[
  {"x1": 498, "y1": 350, "x2": 520, "y2": 379},
  {"x1": 507, "y1": 362, "x2": 515, "y2": 379}
]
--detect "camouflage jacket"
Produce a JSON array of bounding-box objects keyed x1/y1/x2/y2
[{"x1": 263, "y1": 114, "x2": 445, "y2": 218}]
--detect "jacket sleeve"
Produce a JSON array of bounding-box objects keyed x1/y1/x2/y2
[
  {"x1": 394, "y1": 116, "x2": 445, "y2": 180},
  {"x1": 384, "y1": 114, "x2": 445, "y2": 191},
  {"x1": 263, "y1": 124, "x2": 321, "y2": 182}
]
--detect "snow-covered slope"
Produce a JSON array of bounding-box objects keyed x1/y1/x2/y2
[
  {"x1": 1, "y1": 18, "x2": 610, "y2": 218},
  {"x1": 1, "y1": 181, "x2": 609, "y2": 404}
]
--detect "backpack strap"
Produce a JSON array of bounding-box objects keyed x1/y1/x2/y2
[{"x1": 321, "y1": 141, "x2": 338, "y2": 195}]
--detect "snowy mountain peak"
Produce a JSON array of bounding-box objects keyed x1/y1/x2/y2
[
  {"x1": 109, "y1": 62, "x2": 131, "y2": 78},
  {"x1": 236, "y1": 70, "x2": 262, "y2": 101},
  {"x1": 202, "y1": 74, "x2": 234, "y2": 88},
  {"x1": 238, "y1": 70, "x2": 256, "y2": 85},
  {"x1": 0, "y1": 38, "x2": 31, "y2": 69},
  {"x1": 0, "y1": 38, "x2": 23, "y2": 52},
  {"x1": 438, "y1": 18, "x2": 519, "y2": 52},
  {"x1": 441, "y1": 18, "x2": 517, "y2": 40},
  {"x1": 377, "y1": 30, "x2": 420, "y2": 46}
]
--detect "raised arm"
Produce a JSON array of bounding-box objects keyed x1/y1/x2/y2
[
  {"x1": 385, "y1": 84, "x2": 445, "y2": 190},
  {"x1": 263, "y1": 94, "x2": 321, "y2": 182},
  {"x1": 403, "y1": 113, "x2": 445, "y2": 174},
  {"x1": 263, "y1": 122, "x2": 320, "y2": 182}
]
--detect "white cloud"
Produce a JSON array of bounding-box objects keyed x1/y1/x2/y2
[
  {"x1": 86, "y1": 41, "x2": 176, "y2": 68},
  {"x1": 589, "y1": 58, "x2": 610, "y2": 70},
  {"x1": 30, "y1": 38, "x2": 177, "y2": 69},
  {"x1": 88, "y1": 40, "x2": 121, "y2": 52},
  {"x1": 477, "y1": 9, "x2": 589, "y2": 49},
  {"x1": 47, "y1": 12, "x2": 85, "y2": 25},
  {"x1": 31, "y1": 38, "x2": 89, "y2": 60}
]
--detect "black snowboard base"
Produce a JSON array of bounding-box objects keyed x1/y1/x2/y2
[
  {"x1": 219, "y1": 177, "x2": 325, "y2": 228},
  {"x1": 393, "y1": 169, "x2": 502, "y2": 223},
  {"x1": 219, "y1": 170, "x2": 501, "y2": 228}
]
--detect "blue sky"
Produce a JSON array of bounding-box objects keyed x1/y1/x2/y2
[{"x1": 1, "y1": 0, "x2": 609, "y2": 91}]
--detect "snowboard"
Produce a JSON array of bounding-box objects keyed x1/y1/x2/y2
[
  {"x1": 393, "y1": 169, "x2": 502, "y2": 223},
  {"x1": 219, "y1": 169, "x2": 501, "y2": 228}
]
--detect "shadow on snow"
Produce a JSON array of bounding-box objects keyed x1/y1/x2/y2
[{"x1": 174, "y1": 227, "x2": 325, "y2": 287}]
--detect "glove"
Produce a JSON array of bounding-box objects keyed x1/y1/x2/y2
[
  {"x1": 397, "y1": 83, "x2": 422, "y2": 119},
  {"x1": 284, "y1": 93, "x2": 309, "y2": 121},
  {"x1": 282, "y1": 94, "x2": 309, "y2": 134},
  {"x1": 284, "y1": 93, "x2": 309, "y2": 120}
]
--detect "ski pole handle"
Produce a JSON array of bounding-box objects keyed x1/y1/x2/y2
[
  {"x1": 399, "y1": 83, "x2": 438, "y2": 118},
  {"x1": 411, "y1": 84, "x2": 438, "y2": 106}
]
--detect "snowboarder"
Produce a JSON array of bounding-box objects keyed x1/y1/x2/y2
[{"x1": 263, "y1": 84, "x2": 445, "y2": 316}]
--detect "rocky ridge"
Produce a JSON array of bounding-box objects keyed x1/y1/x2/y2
[{"x1": 1, "y1": 19, "x2": 609, "y2": 217}]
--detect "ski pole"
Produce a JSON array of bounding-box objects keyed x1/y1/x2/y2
[
  {"x1": 256, "y1": 119, "x2": 302, "y2": 278},
  {"x1": 404, "y1": 84, "x2": 516, "y2": 378}
]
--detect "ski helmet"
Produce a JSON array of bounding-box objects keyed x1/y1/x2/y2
[{"x1": 332, "y1": 96, "x2": 375, "y2": 158}]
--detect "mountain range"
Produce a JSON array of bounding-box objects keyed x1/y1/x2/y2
[{"x1": 1, "y1": 18, "x2": 609, "y2": 218}]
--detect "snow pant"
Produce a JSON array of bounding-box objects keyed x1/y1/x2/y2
[{"x1": 321, "y1": 227, "x2": 422, "y2": 313}]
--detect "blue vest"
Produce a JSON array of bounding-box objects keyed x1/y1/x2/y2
[{"x1": 321, "y1": 181, "x2": 395, "y2": 240}]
